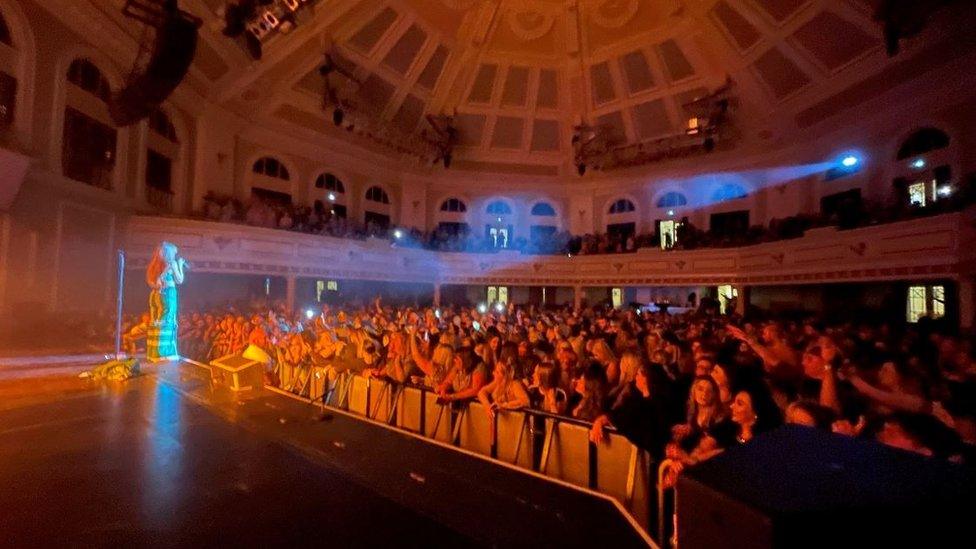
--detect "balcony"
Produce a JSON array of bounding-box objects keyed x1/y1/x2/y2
[
  {"x1": 145, "y1": 185, "x2": 174, "y2": 213},
  {"x1": 124, "y1": 209, "x2": 975, "y2": 286},
  {"x1": 125, "y1": 210, "x2": 976, "y2": 286}
]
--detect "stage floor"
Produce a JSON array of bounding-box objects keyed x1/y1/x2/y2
[{"x1": 0, "y1": 360, "x2": 649, "y2": 547}]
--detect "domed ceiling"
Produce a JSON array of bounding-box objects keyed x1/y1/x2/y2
[{"x1": 90, "y1": 0, "x2": 974, "y2": 177}]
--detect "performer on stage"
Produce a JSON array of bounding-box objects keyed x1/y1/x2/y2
[{"x1": 146, "y1": 241, "x2": 186, "y2": 362}]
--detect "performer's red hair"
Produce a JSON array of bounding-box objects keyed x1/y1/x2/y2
[{"x1": 146, "y1": 242, "x2": 177, "y2": 288}]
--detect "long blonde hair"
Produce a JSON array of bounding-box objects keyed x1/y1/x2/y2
[
  {"x1": 618, "y1": 351, "x2": 641, "y2": 386},
  {"x1": 591, "y1": 338, "x2": 617, "y2": 365},
  {"x1": 431, "y1": 344, "x2": 455, "y2": 378},
  {"x1": 146, "y1": 241, "x2": 177, "y2": 287}
]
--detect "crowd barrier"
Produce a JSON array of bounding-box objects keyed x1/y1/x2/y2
[
  {"x1": 272, "y1": 370, "x2": 657, "y2": 542},
  {"x1": 657, "y1": 459, "x2": 680, "y2": 549}
]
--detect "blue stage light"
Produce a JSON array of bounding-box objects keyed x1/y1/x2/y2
[
  {"x1": 912, "y1": 158, "x2": 926, "y2": 169},
  {"x1": 841, "y1": 155, "x2": 859, "y2": 168}
]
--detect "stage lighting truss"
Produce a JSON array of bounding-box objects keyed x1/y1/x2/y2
[
  {"x1": 222, "y1": 0, "x2": 318, "y2": 58},
  {"x1": 314, "y1": 49, "x2": 452, "y2": 162},
  {"x1": 423, "y1": 114, "x2": 458, "y2": 168},
  {"x1": 873, "y1": 0, "x2": 964, "y2": 56},
  {"x1": 319, "y1": 50, "x2": 358, "y2": 126},
  {"x1": 573, "y1": 78, "x2": 736, "y2": 173}
]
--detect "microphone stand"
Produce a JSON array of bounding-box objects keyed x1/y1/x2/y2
[{"x1": 114, "y1": 249, "x2": 125, "y2": 360}]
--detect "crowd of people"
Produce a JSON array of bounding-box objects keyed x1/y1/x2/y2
[
  {"x1": 194, "y1": 178, "x2": 976, "y2": 257},
  {"x1": 121, "y1": 296, "x2": 976, "y2": 474}
]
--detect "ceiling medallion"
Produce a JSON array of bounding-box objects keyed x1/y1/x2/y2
[
  {"x1": 439, "y1": 0, "x2": 478, "y2": 10},
  {"x1": 507, "y1": 9, "x2": 555, "y2": 41},
  {"x1": 591, "y1": 0, "x2": 640, "y2": 29}
]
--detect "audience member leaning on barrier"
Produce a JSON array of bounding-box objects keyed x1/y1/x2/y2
[
  {"x1": 477, "y1": 344, "x2": 531, "y2": 420},
  {"x1": 589, "y1": 360, "x2": 672, "y2": 462}
]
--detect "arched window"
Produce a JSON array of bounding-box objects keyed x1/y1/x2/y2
[
  {"x1": 712, "y1": 184, "x2": 747, "y2": 202},
  {"x1": 67, "y1": 59, "x2": 111, "y2": 103},
  {"x1": 894, "y1": 127, "x2": 953, "y2": 208},
  {"x1": 530, "y1": 202, "x2": 556, "y2": 216},
  {"x1": 313, "y1": 173, "x2": 346, "y2": 218},
  {"x1": 144, "y1": 108, "x2": 180, "y2": 212},
  {"x1": 0, "y1": 10, "x2": 15, "y2": 129},
  {"x1": 148, "y1": 108, "x2": 177, "y2": 143},
  {"x1": 486, "y1": 200, "x2": 512, "y2": 215},
  {"x1": 657, "y1": 192, "x2": 687, "y2": 208},
  {"x1": 608, "y1": 198, "x2": 636, "y2": 214},
  {"x1": 364, "y1": 186, "x2": 391, "y2": 231},
  {"x1": 0, "y1": 11, "x2": 12, "y2": 47},
  {"x1": 897, "y1": 128, "x2": 949, "y2": 160},
  {"x1": 365, "y1": 185, "x2": 390, "y2": 204},
  {"x1": 253, "y1": 156, "x2": 290, "y2": 180},
  {"x1": 62, "y1": 58, "x2": 116, "y2": 189},
  {"x1": 315, "y1": 173, "x2": 345, "y2": 193},
  {"x1": 440, "y1": 198, "x2": 467, "y2": 212}
]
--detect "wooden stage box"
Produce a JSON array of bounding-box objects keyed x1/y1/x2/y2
[{"x1": 210, "y1": 354, "x2": 264, "y2": 391}]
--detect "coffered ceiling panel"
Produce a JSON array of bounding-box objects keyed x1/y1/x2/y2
[
  {"x1": 752, "y1": 0, "x2": 810, "y2": 24},
  {"x1": 752, "y1": 46, "x2": 811, "y2": 99},
  {"x1": 711, "y1": 0, "x2": 762, "y2": 51},
  {"x1": 620, "y1": 50, "x2": 655, "y2": 94},
  {"x1": 349, "y1": 7, "x2": 398, "y2": 53},
  {"x1": 174, "y1": 0, "x2": 973, "y2": 176},
  {"x1": 490, "y1": 116, "x2": 525, "y2": 149},
  {"x1": 530, "y1": 119, "x2": 561, "y2": 151},
  {"x1": 791, "y1": 11, "x2": 879, "y2": 71},
  {"x1": 501, "y1": 66, "x2": 530, "y2": 107},
  {"x1": 467, "y1": 63, "x2": 498, "y2": 104},
  {"x1": 382, "y1": 24, "x2": 428, "y2": 75}
]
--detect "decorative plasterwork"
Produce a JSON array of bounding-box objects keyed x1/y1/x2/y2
[
  {"x1": 506, "y1": 9, "x2": 556, "y2": 41},
  {"x1": 591, "y1": 0, "x2": 640, "y2": 29}
]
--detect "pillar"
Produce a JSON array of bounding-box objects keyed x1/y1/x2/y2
[
  {"x1": 0, "y1": 214, "x2": 9, "y2": 314},
  {"x1": 573, "y1": 284, "x2": 583, "y2": 310},
  {"x1": 433, "y1": 283, "x2": 441, "y2": 307},
  {"x1": 285, "y1": 274, "x2": 297, "y2": 314},
  {"x1": 959, "y1": 277, "x2": 975, "y2": 330},
  {"x1": 734, "y1": 285, "x2": 749, "y2": 316}
]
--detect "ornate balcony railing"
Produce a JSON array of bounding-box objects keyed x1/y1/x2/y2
[{"x1": 123, "y1": 210, "x2": 975, "y2": 287}]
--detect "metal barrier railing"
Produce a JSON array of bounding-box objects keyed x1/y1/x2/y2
[
  {"x1": 293, "y1": 371, "x2": 658, "y2": 542},
  {"x1": 657, "y1": 459, "x2": 681, "y2": 549}
]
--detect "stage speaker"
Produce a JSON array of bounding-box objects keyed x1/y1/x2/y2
[
  {"x1": 676, "y1": 425, "x2": 974, "y2": 549},
  {"x1": 210, "y1": 353, "x2": 264, "y2": 392},
  {"x1": 109, "y1": 12, "x2": 199, "y2": 127}
]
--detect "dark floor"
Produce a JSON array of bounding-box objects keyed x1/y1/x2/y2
[
  {"x1": 0, "y1": 375, "x2": 471, "y2": 547},
  {"x1": 0, "y1": 362, "x2": 649, "y2": 548}
]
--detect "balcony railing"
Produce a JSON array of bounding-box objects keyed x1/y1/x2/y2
[{"x1": 123, "y1": 210, "x2": 973, "y2": 287}]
